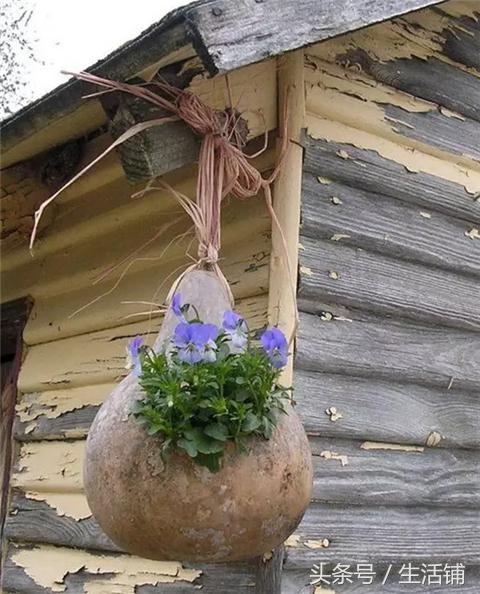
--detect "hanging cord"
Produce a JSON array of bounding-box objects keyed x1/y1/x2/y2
[{"x1": 29, "y1": 71, "x2": 298, "y2": 343}]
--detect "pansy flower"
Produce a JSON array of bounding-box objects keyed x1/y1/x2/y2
[
  {"x1": 125, "y1": 335, "x2": 144, "y2": 376},
  {"x1": 260, "y1": 327, "x2": 288, "y2": 369},
  {"x1": 223, "y1": 310, "x2": 248, "y2": 353},
  {"x1": 174, "y1": 322, "x2": 219, "y2": 364}
]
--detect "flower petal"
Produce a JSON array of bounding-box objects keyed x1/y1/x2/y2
[
  {"x1": 174, "y1": 322, "x2": 192, "y2": 347},
  {"x1": 223, "y1": 310, "x2": 243, "y2": 331},
  {"x1": 171, "y1": 293, "x2": 183, "y2": 318}
]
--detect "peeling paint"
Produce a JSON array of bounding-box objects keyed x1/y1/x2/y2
[
  {"x1": 307, "y1": 115, "x2": 480, "y2": 194},
  {"x1": 426, "y1": 431, "x2": 443, "y2": 447},
  {"x1": 308, "y1": 3, "x2": 480, "y2": 74},
  {"x1": 325, "y1": 407, "x2": 343, "y2": 422},
  {"x1": 320, "y1": 450, "x2": 349, "y2": 466},
  {"x1": 361, "y1": 441, "x2": 424, "y2": 452},
  {"x1": 330, "y1": 233, "x2": 350, "y2": 241},
  {"x1": 304, "y1": 46, "x2": 480, "y2": 182},
  {"x1": 12, "y1": 440, "x2": 89, "y2": 519},
  {"x1": 315, "y1": 587, "x2": 337, "y2": 594},
  {"x1": 317, "y1": 176, "x2": 332, "y2": 184},
  {"x1": 305, "y1": 538, "x2": 330, "y2": 549},
  {"x1": 25, "y1": 491, "x2": 92, "y2": 520},
  {"x1": 13, "y1": 440, "x2": 84, "y2": 490},
  {"x1": 16, "y1": 384, "x2": 110, "y2": 423},
  {"x1": 284, "y1": 534, "x2": 301, "y2": 547},
  {"x1": 12, "y1": 544, "x2": 201, "y2": 593},
  {"x1": 465, "y1": 227, "x2": 480, "y2": 239},
  {"x1": 300, "y1": 265, "x2": 313, "y2": 276}
]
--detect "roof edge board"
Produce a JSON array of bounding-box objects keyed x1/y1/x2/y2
[
  {"x1": 188, "y1": 0, "x2": 445, "y2": 74},
  {"x1": 1, "y1": 0, "x2": 445, "y2": 167}
]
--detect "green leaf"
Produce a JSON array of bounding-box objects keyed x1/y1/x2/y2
[
  {"x1": 184, "y1": 427, "x2": 225, "y2": 454},
  {"x1": 204, "y1": 423, "x2": 229, "y2": 441},
  {"x1": 242, "y1": 412, "x2": 261, "y2": 432},
  {"x1": 177, "y1": 438, "x2": 198, "y2": 458},
  {"x1": 196, "y1": 453, "x2": 222, "y2": 473}
]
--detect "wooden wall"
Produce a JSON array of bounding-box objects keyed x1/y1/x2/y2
[
  {"x1": 2, "y1": 2, "x2": 480, "y2": 593},
  {"x1": 288, "y1": 1, "x2": 480, "y2": 592},
  {"x1": 1, "y1": 59, "x2": 278, "y2": 593}
]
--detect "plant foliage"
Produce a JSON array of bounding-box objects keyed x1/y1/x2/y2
[{"x1": 129, "y1": 297, "x2": 291, "y2": 472}]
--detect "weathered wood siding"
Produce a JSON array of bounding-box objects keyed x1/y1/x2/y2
[
  {"x1": 1, "y1": 58, "x2": 277, "y2": 593},
  {"x1": 288, "y1": 1, "x2": 480, "y2": 592}
]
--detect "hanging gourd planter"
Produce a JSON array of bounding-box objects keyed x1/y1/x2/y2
[
  {"x1": 84, "y1": 270, "x2": 312, "y2": 562},
  {"x1": 30, "y1": 71, "x2": 313, "y2": 563}
]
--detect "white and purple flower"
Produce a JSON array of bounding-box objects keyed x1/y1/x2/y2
[
  {"x1": 174, "y1": 322, "x2": 219, "y2": 364},
  {"x1": 223, "y1": 310, "x2": 248, "y2": 353},
  {"x1": 260, "y1": 327, "x2": 288, "y2": 369},
  {"x1": 125, "y1": 335, "x2": 144, "y2": 376}
]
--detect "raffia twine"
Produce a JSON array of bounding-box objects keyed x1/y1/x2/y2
[{"x1": 29, "y1": 71, "x2": 297, "y2": 342}]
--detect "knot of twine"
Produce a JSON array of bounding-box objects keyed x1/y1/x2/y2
[{"x1": 29, "y1": 71, "x2": 297, "y2": 341}]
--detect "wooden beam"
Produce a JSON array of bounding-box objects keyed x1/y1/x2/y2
[
  {"x1": 1, "y1": 18, "x2": 191, "y2": 168},
  {"x1": 267, "y1": 50, "x2": 304, "y2": 385},
  {"x1": 187, "y1": 0, "x2": 443, "y2": 74}
]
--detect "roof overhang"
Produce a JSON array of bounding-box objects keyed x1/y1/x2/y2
[{"x1": 1, "y1": 0, "x2": 443, "y2": 168}]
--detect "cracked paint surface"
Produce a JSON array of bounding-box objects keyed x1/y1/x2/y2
[
  {"x1": 16, "y1": 384, "x2": 110, "y2": 423},
  {"x1": 12, "y1": 440, "x2": 90, "y2": 519},
  {"x1": 11, "y1": 545, "x2": 201, "y2": 593}
]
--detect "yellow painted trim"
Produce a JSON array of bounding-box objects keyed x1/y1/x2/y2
[{"x1": 268, "y1": 50, "x2": 305, "y2": 385}]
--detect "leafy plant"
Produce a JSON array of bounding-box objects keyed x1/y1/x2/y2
[{"x1": 128, "y1": 295, "x2": 291, "y2": 472}]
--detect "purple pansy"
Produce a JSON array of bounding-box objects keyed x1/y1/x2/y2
[
  {"x1": 171, "y1": 293, "x2": 185, "y2": 321},
  {"x1": 126, "y1": 335, "x2": 144, "y2": 375},
  {"x1": 223, "y1": 310, "x2": 248, "y2": 353},
  {"x1": 174, "y1": 322, "x2": 219, "y2": 364},
  {"x1": 260, "y1": 327, "x2": 288, "y2": 369}
]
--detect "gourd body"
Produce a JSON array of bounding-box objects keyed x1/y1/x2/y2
[{"x1": 84, "y1": 271, "x2": 313, "y2": 562}]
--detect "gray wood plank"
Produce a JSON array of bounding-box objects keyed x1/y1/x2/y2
[
  {"x1": 308, "y1": 436, "x2": 480, "y2": 508},
  {"x1": 301, "y1": 174, "x2": 480, "y2": 277},
  {"x1": 303, "y1": 135, "x2": 480, "y2": 223},
  {"x1": 4, "y1": 492, "x2": 119, "y2": 553},
  {"x1": 295, "y1": 370, "x2": 480, "y2": 450},
  {"x1": 339, "y1": 49, "x2": 480, "y2": 123},
  {"x1": 2, "y1": 542, "x2": 255, "y2": 594},
  {"x1": 298, "y1": 235, "x2": 480, "y2": 332},
  {"x1": 283, "y1": 565, "x2": 480, "y2": 593},
  {"x1": 286, "y1": 502, "x2": 480, "y2": 565},
  {"x1": 295, "y1": 309, "x2": 480, "y2": 391},
  {"x1": 186, "y1": 0, "x2": 442, "y2": 73},
  {"x1": 435, "y1": 5, "x2": 480, "y2": 71},
  {"x1": 382, "y1": 102, "x2": 480, "y2": 164},
  {"x1": 255, "y1": 546, "x2": 284, "y2": 594},
  {"x1": 14, "y1": 404, "x2": 99, "y2": 442}
]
